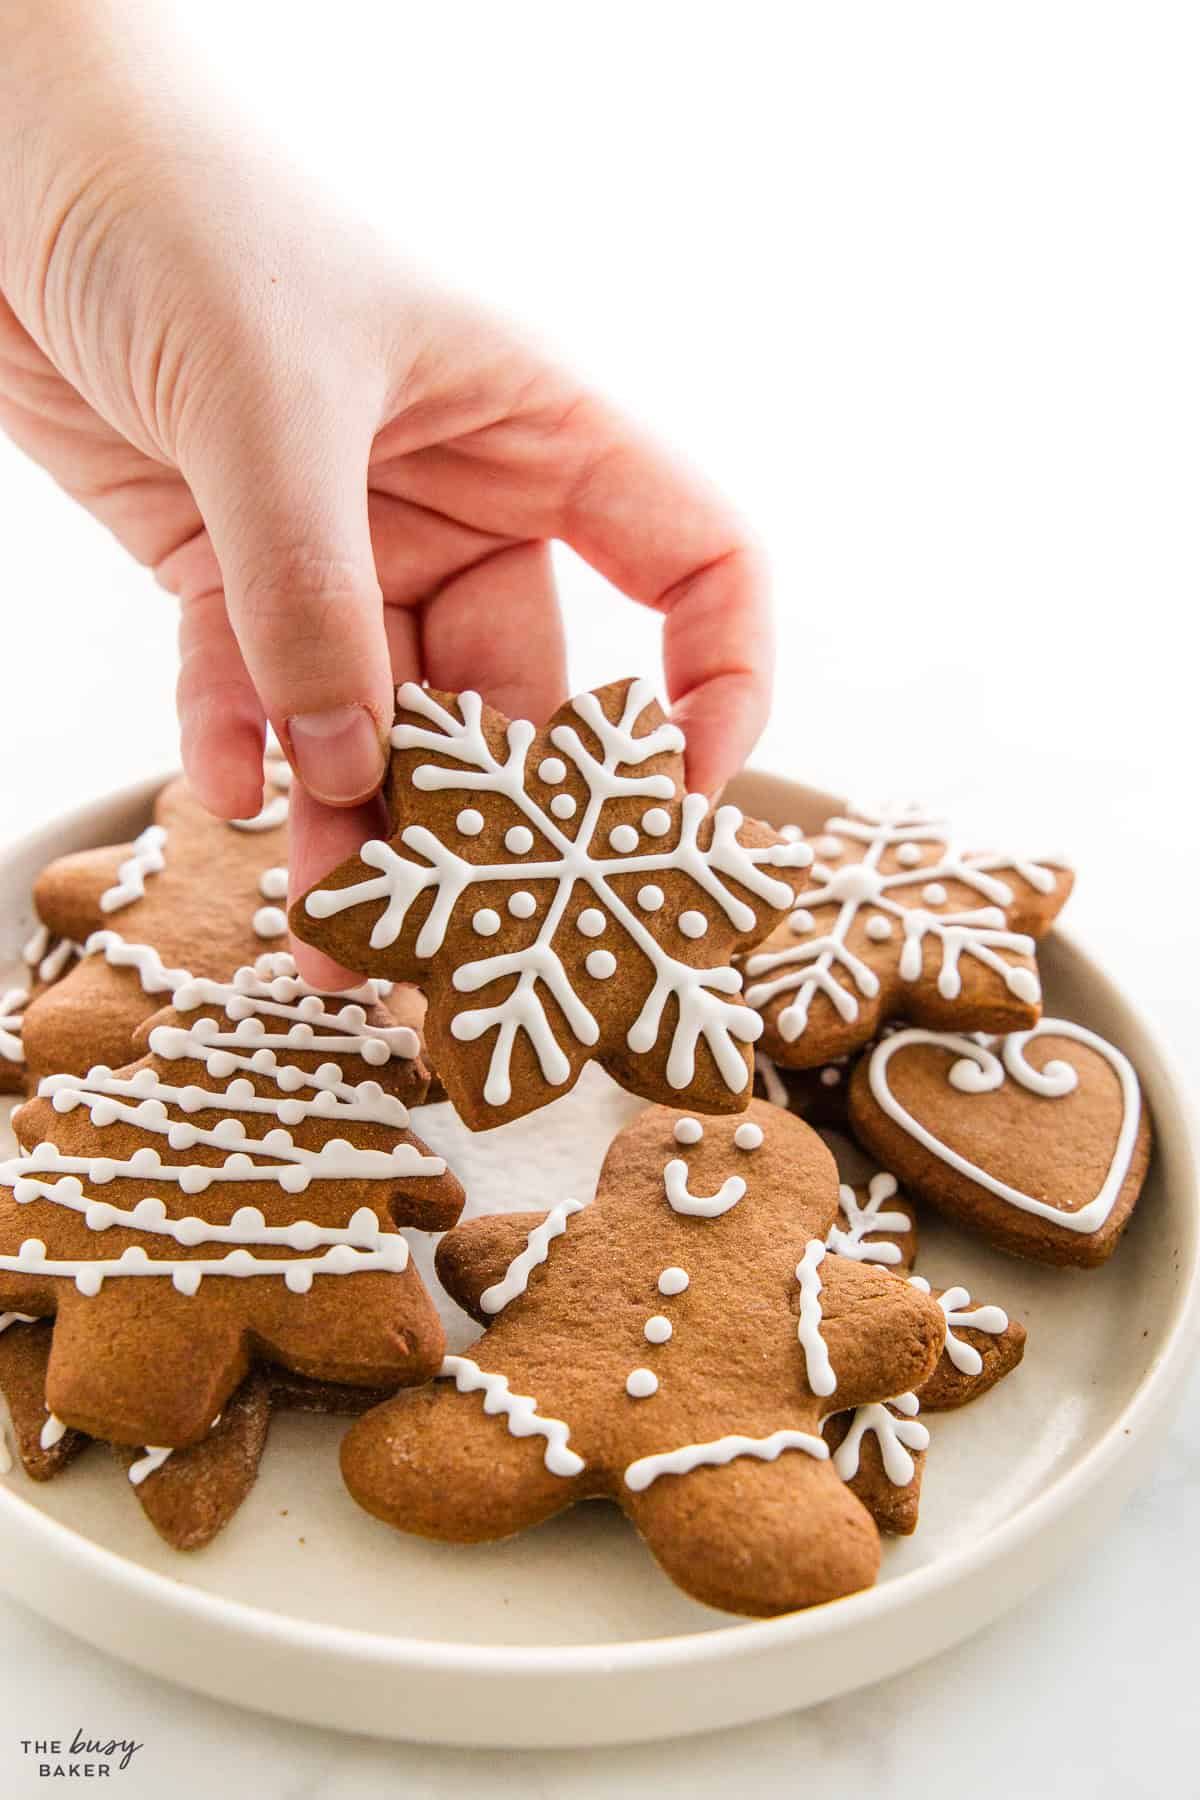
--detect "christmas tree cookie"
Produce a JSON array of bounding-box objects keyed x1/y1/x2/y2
[{"x1": 0, "y1": 954, "x2": 463, "y2": 1449}]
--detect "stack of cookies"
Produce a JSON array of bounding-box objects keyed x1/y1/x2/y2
[{"x1": 0, "y1": 681, "x2": 1152, "y2": 1617}]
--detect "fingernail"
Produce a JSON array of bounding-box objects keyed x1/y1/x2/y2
[{"x1": 286, "y1": 705, "x2": 387, "y2": 805}]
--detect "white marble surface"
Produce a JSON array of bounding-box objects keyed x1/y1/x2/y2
[{"x1": 2, "y1": 4, "x2": 1198, "y2": 1790}]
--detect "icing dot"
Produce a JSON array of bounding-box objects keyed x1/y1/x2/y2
[
  {"x1": 1007, "y1": 967, "x2": 1041, "y2": 1003},
  {"x1": 819, "y1": 1066, "x2": 843, "y2": 1087},
  {"x1": 922, "y1": 882, "x2": 948, "y2": 905},
  {"x1": 508, "y1": 891, "x2": 537, "y2": 920},
  {"x1": 505, "y1": 825, "x2": 534, "y2": 855},
  {"x1": 577, "y1": 908, "x2": 606, "y2": 938},
  {"x1": 586, "y1": 949, "x2": 617, "y2": 980},
  {"x1": 657, "y1": 1267, "x2": 690, "y2": 1296},
  {"x1": 865, "y1": 915, "x2": 893, "y2": 941},
  {"x1": 674, "y1": 1117, "x2": 703, "y2": 1144},
  {"x1": 472, "y1": 909, "x2": 502, "y2": 936},
  {"x1": 538, "y1": 757, "x2": 566, "y2": 784},
  {"x1": 258, "y1": 867, "x2": 288, "y2": 900},
  {"x1": 789, "y1": 909, "x2": 815, "y2": 935},
  {"x1": 456, "y1": 809, "x2": 484, "y2": 837},
  {"x1": 813, "y1": 835, "x2": 844, "y2": 857},
  {"x1": 638, "y1": 885, "x2": 665, "y2": 911},
  {"x1": 609, "y1": 824, "x2": 639, "y2": 854},
  {"x1": 734, "y1": 1122, "x2": 764, "y2": 1150},
  {"x1": 642, "y1": 808, "x2": 671, "y2": 837},
  {"x1": 896, "y1": 842, "x2": 923, "y2": 867},
  {"x1": 550, "y1": 794, "x2": 577, "y2": 820},
  {"x1": 252, "y1": 906, "x2": 287, "y2": 939},
  {"x1": 625, "y1": 1368, "x2": 659, "y2": 1399},
  {"x1": 678, "y1": 911, "x2": 708, "y2": 939},
  {"x1": 644, "y1": 1315, "x2": 673, "y2": 1344}
]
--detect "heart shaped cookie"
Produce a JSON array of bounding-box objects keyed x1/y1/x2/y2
[{"x1": 847, "y1": 1020, "x2": 1152, "y2": 1267}]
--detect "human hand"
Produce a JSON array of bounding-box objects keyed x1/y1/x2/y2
[{"x1": 0, "y1": 3, "x2": 771, "y2": 986}]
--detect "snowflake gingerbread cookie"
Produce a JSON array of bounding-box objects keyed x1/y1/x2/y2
[
  {"x1": 340, "y1": 1099, "x2": 946, "y2": 1617},
  {"x1": 740, "y1": 804, "x2": 1073, "y2": 1070},
  {"x1": 293, "y1": 680, "x2": 811, "y2": 1129},
  {"x1": 819, "y1": 1169, "x2": 1025, "y2": 1532},
  {"x1": 0, "y1": 954, "x2": 464, "y2": 1449},
  {"x1": 848, "y1": 1018, "x2": 1152, "y2": 1267}
]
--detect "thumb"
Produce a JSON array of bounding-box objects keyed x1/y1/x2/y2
[{"x1": 181, "y1": 378, "x2": 394, "y2": 808}]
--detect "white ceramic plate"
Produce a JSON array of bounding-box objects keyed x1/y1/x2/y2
[{"x1": 0, "y1": 772, "x2": 1197, "y2": 1748}]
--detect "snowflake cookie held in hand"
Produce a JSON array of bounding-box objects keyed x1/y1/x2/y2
[
  {"x1": 340, "y1": 1100, "x2": 946, "y2": 1617},
  {"x1": 0, "y1": 955, "x2": 464, "y2": 1449},
  {"x1": 741, "y1": 804, "x2": 1073, "y2": 1070},
  {"x1": 293, "y1": 681, "x2": 811, "y2": 1129}
]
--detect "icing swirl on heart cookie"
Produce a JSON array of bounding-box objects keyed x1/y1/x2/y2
[{"x1": 867, "y1": 1020, "x2": 1141, "y2": 1234}]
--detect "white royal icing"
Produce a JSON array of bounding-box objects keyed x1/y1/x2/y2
[
  {"x1": 478, "y1": 1199, "x2": 584, "y2": 1314},
  {"x1": 0, "y1": 988, "x2": 28, "y2": 1064},
  {"x1": 832, "y1": 1391, "x2": 928, "y2": 1486},
  {"x1": 438, "y1": 1354, "x2": 584, "y2": 1476},
  {"x1": 795, "y1": 1239, "x2": 836, "y2": 1396},
  {"x1": 733, "y1": 1121, "x2": 764, "y2": 1150},
  {"x1": 827, "y1": 1172, "x2": 912, "y2": 1266},
  {"x1": 909, "y1": 1276, "x2": 1008, "y2": 1376},
  {"x1": 743, "y1": 803, "x2": 1065, "y2": 1044},
  {"x1": 643, "y1": 1314, "x2": 672, "y2": 1344},
  {"x1": 230, "y1": 757, "x2": 292, "y2": 832},
  {"x1": 625, "y1": 1368, "x2": 658, "y2": 1398},
  {"x1": 662, "y1": 1159, "x2": 745, "y2": 1218},
  {"x1": 657, "y1": 1267, "x2": 689, "y2": 1296},
  {"x1": 304, "y1": 682, "x2": 809, "y2": 1106},
  {"x1": 0, "y1": 1312, "x2": 37, "y2": 1333},
  {"x1": 24, "y1": 925, "x2": 79, "y2": 985},
  {"x1": 624, "y1": 1427, "x2": 828, "y2": 1492},
  {"x1": 3, "y1": 929, "x2": 83, "y2": 1064},
  {"x1": 99, "y1": 825, "x2": 168, "y2": 914},
  {"x1": 128, "y1": 1444, "x2": 173, "y2": 1486},
  {"x1": 0, "y1": 955, "x2": 437, "y2": 1297},
  {"x1": 869, "y1": 1020, "x2": 1140, "y2": 1235},
  {"x1": 40, "y1": 1411, "x2": 67, "y2": 1450},
  {"x1": 756, "y1": 1051, "x2": 789, "y2": 1109},
  {"x1": 82, "y1": 930, "x2": 191, "y2": 998}
]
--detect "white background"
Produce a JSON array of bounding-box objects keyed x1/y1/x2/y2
[{"x1": 1, "y1": 3, "x2": 1197, "y2": 1794}]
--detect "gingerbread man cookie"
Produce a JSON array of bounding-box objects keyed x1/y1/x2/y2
[
  {"x1": 848, "y1": 1019, "x2": 1151, "y2": 1266},
  {"x1": 341, "y1": 1099, "x2": 946, "y2": 1616},
  {"x1": 293, "y1": 681, "x2": 810, "y2": 1129},
  {"x1": 0, "y1": 954, "x2": 463, "y2": 1448},
  {"x1": 741, "y1": 804, "x2": 1073, "y2": 1070}
]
